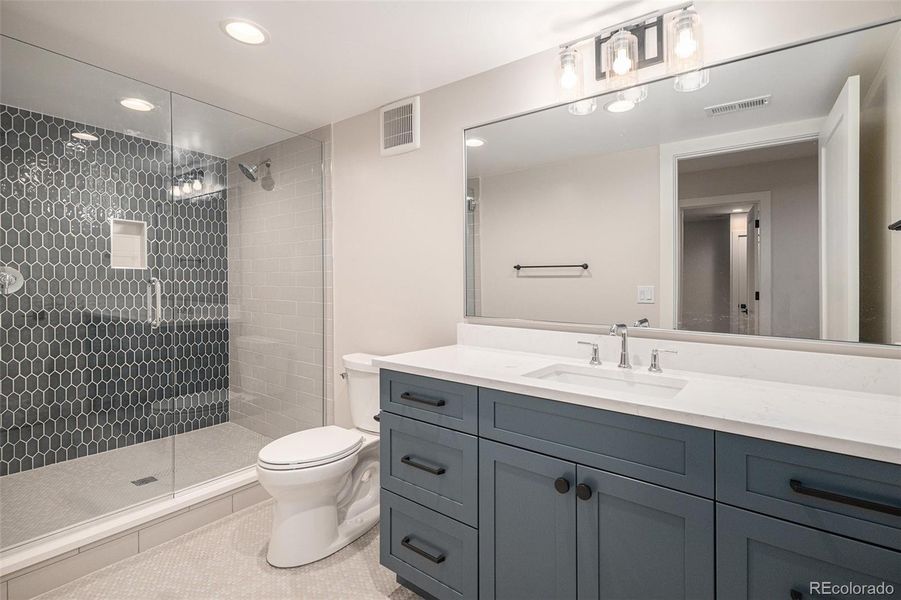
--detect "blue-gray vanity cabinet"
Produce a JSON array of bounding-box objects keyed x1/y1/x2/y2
[
  {"x1": 380, "y1": 411, "x2": 479, "y2": 526},
  {"x1": 381, "y1": 490, "x2": 479, "y2": 600},
  {"x1": 717, "y1": 504, "x2": 901, "y2": 600},
  {"x1": 716, "y1": 432, "x2": 901, "y2": 551},
  {"x1": 381, "y1": 370, "x2": 479, "y2": 434},
  {"x1": 576, "y1": 466, "x2": 715, "y2": 600},
  {"x1": 479, "y1": 439, "x2": 577, "y2": 600},
  {"x1": 479, "y1": 388, "x2": 715, "y2": 498}
]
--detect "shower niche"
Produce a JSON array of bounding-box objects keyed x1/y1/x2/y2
[{"x1": 109, "y1": 219, "x2": 148, "y2": 270}]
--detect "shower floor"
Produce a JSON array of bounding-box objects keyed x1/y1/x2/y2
[{"x1": 0, "y1": 422, "x2": 269, "y2": 551}]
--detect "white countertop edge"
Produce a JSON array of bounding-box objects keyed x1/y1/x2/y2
[{"x1": 374, "y1": 351, "x2": 901, "y2": 466}]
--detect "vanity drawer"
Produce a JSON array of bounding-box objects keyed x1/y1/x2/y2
[
  {"x1": 381, "y1": 412, "x2": 478, "y2": 526},
  {"x1": 717, "y1": 504, "x2": 901, "y2": 599},
  {"x1": 381, "y1": 490, "x2": 478, "y2": 600},
  {"x1": 716, "y1": 433, "x2": 901, "y2": 550},
  {"x1": 381, "y1": 370, "x2": 478, "y2": 434},
  {"x1": 479, "y1": 388, "x2": 714, "y2": 497}
]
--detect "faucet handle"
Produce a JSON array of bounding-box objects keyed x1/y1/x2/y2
[
  {"x1": 577, "y1": 341, "x2": 601, "y2": 366},
  {"x1": 648, "y1": 348, "x2": 678, "y2": 373}
]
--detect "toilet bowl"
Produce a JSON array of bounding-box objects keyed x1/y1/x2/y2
[{"x1": 256, "y1": 353, "x2": 381, "y2": 568}]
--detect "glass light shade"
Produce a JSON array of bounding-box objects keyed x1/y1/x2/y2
[
  {"x1": 192, "y1": 179, "x2": 203, "y2": 191},
  {"x1": 181, "y1": 181, "x2": 191, "y2": 194},
  {"x1": 618, "y1": 85, "x2": 648, "y2": 104},
  {"x1": 667, "y1": 7, "x2": 703, "y2": 73},
  {"x1": 568, "y1": 98, "x2": 597, "y2": 116},
  {"x1": 673, "y1": 69, "x2": 710, "y2": 92},
  {"x1": 558, "y1": 47, "x2": 584, "y2": 101},
  {"x1": 172, "y1": 185, "x2": 181, "y2": 197},
  {"x1": 605, "y1": 29, "x2": 639, "y2": 89}
]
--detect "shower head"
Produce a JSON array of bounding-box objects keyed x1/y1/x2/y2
[{"x1": 238, "y1": 159, "x2": 271, "y2": 182}]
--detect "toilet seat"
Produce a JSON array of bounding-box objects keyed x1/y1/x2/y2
[{"x1": 258, "y1": 426, "x2": 363, "y2": 471}]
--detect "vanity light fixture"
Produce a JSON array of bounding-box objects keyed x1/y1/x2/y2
[
  {"x1": 674, "y1": 69, "x2": 710, "y2": 92},
  {"x1": 72, "y1": 132, "x2": 99, "y2": 142},
  {"x1": 465, "y1": 138, "x2": 486, "y2": 148},
  {"x1": 172, "y1": 185, "x2": 182, "y2": 198},
  {"x1": 192, "y1": 179, "x2": 203, "y2": 191},
  {"x1": 667, "y1": 7, "x2": 703, "y2": 74},
  {"x1": 619, "y1": 85, "x2": 648, "y2": 104},
  {"x1": 221, "y1": 19, "x2": 270, "y2": 45},
  {"x1": 119, "y1": 97, "x2": 155, "y2": 112},
  {"x1": 605, "y1": 29, "x2": 639, "y2": 89}
]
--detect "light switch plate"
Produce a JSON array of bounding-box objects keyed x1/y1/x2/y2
[{"x1": 637, "y1": 285, "x2": 655, "y2": 304}]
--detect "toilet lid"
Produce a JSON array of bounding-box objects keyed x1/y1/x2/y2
[{"x1": 258, "y1": 426, "x2": 363, "y2": 468}]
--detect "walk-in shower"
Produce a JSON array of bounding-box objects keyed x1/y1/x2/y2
[{"x1": 0, "y1": 36, "x2": 326, "y2": 553}]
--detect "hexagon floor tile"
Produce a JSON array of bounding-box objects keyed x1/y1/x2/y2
[
  {"x1": 35, "y1": 501, "x2": 419, "y2": 600},
  {"x1": 0, "y1": 423, "x2": 268, "y2": 549}
]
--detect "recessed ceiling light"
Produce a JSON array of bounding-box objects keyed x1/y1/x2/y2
[
  {"x1": 604, "y1": 99, "x2": 635, "y2": 113},
  {"x1": 466, "y1": 138, "x2": 485, "y2": 148},
  {"x1": 72, "y1": 132, "x2": 99, "y2": 142},
  {"x1": 119, "y1": 98, "x2": 155, "y2": 112},
  {"x1": 221, "y1": 19, "x2": 269, "y2": 45}
]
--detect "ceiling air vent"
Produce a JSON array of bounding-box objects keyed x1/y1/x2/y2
[
  {"x1": 380, "y1": 96, "x2": 420, "y2": 156},
  {"x1": 704, "y1": 95, "x2": 771, "y2": 117}
]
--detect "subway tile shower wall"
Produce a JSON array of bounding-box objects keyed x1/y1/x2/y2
[{"x1": 0, "y1": 105, "x2": 229, "y2": 476}]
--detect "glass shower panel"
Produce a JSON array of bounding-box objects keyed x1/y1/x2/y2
[
  {"x1": 0, "y1": 36, "x2": 175, "y2": 550},
  {"x1": 169, "y1": 94, "x2": 325, "y2": 491}
]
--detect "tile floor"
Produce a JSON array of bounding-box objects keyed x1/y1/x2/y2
[
  {"x1": 35, "y1": 500, "x2": 419, "y2": 600},
  {"x1": 1, "y1": 423, "x2": 269, "y2": 549}
]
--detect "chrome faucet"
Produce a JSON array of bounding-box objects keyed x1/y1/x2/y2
[
  {"x1": 577, "y1": 341, "x2": 601, "y2": 366},
  {"x1": 608, "y1": 324, "x2": 631, "y2": 369}
]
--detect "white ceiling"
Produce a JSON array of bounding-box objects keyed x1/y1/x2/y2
[
  {"x1": 0, "y1": 0, "x2": 670, "y2": 135},
  {"x1": 466, "y1": 22, "x2": 899, "y2": 177}
]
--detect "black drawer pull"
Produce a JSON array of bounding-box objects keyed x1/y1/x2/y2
[
  {"x1": 401, "y1": 536, "x2": 446, "y2": 564},
  {"x1": 790, "y1": 590, "x2": 802, "y2": 600},
  {"x1": 400, "y1": 391, "x2": 446, "y2": 407},
  {"x1": 789, "y1": 479, "x2": 901, "y2": 516},
  {"x1": 401, "y1": 455, "x2": 446, "y2": 475}
]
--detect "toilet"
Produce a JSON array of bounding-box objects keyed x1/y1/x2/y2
[{"x1": 256, "y1": 353, "x2": 381, "y2": 568}]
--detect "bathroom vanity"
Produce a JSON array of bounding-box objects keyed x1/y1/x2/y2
[{"x1": 376, "y1": 343, "x2": 901, "y2": 600}]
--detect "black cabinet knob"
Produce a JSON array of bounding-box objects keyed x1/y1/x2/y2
[
  {"x1": 554, "y1": 477, "x2": 570, "y2": 494},
  {"x1": 576, "y1": 483, "x2": 592, "y2": 500},
  {"x1": 790, "y1": 591, "x2": 802, "y2": 600}
]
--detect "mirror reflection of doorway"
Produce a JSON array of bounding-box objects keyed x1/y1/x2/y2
[
  {"x1": 677, "y1": 139, "x2": 819, "y2": 338},
  {"x1": 679, "y1": 193, "x2": 771, "y2": 335}
]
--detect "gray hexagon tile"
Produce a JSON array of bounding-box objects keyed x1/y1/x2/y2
[{"x1": 1, "y1": 104, "x2": 230, "y2": 476}]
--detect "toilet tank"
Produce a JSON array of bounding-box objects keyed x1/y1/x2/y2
[{"x1": 343, "y1": 353, "x2": 381, "y2": 434}]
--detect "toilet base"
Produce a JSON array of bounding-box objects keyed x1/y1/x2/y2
[{"x1": 266, "y1": 502, "x2": 379, "y2": 568}]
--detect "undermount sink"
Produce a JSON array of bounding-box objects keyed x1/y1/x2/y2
[{"x1": 524, "y1": 364, "x2": 687, "y2": 399}]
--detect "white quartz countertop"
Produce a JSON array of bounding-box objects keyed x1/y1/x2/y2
[{"x1": 373, "y1": 345, "x2": 901, "y2": 465}]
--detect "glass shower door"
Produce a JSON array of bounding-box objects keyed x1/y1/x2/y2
[{"x1": 0, "y1": 36, "x2": 176, "y2": 550}]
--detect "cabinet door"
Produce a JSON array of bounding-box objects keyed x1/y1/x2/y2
[
  {"x1": 718, "y1": 504, "x2": 901, "y2": 600},
  {"x1": 479, "y1": 439, "x2": 577, "y2": 600},
  {"x1": 576, "y1": 466, "x2": 714, "y2": 600}
]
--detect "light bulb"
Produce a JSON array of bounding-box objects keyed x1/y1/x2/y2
[
  {"x1": 612, "y1": 48, "x2": 632, "y2": 76},
  {"x1": 182, "y1": 182, "x2": 191, "y2": 194},
  {"x1": 172, "y1": 186, "x2": 181, "y2": 197},
  {"x1": 559, "y1": 50, "x2": 579, "y2": 91},
  {"x1": 193, "y1": 179, "x2": 203, "y2": 191},
  {"x1": 675, "y1": 29, "x2": 697, "y2": 58}
]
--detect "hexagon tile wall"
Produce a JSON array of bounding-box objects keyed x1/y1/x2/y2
[{"x1": 0, "y1": 105, "x2": 230, "y2": 476}]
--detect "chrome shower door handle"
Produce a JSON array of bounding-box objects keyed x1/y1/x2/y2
[{"x1": 147, "y1": 277, "x2": 162, "y2": 328}]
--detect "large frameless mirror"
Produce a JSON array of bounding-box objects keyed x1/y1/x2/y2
[{"x1": 464, "y1": 20, "x2": 901, "y2": 346}]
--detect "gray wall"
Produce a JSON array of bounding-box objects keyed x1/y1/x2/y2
[{"x1": 681, "y1": 217, "x2": 732, "y2": 333}]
